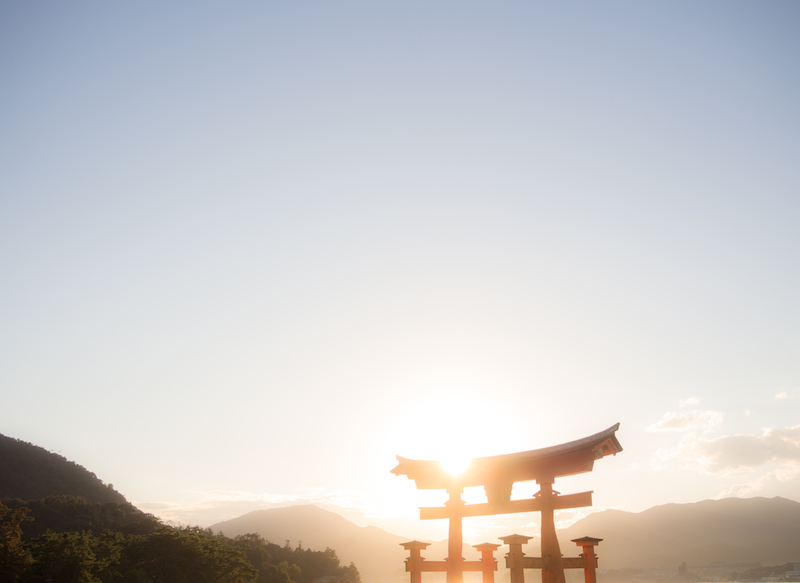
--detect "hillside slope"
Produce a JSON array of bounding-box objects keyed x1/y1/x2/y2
[
  {"x1": 559, "y1": 496, "x2": 800, "y2": 568},
  {"x1": 0, "y1": 433, "x2": 127, "y2": 504},
  {"x1": 212, "y1": 505, "x2": 411, "y2": 582}
]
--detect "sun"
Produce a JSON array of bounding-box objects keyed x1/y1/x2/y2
[
  {"x1": 383, "y1": 387, "x2": 527, "y2": 472},
  {"x1": 440, "y1": 456, "x2": 471, "y2": 478}
]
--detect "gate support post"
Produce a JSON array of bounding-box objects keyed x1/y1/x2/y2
[
  {"x1": 500, "y1": 534, "x2": 533, "y2": 583},
  {"x1": 473, "y1": 543, "x2": 500, "y2": 583},
  {"x1": 571, "y1": 537, "x2": 602, "y2": 583},
  {"x1": 402, "y1": 541, "x2": 431, "y2": 583},
  {"x1": 538, "y1": 480, "x2": 565, "y2": 583},
  {"x1": 446, "y1": 486, "x2": 466, "y2": 583}
]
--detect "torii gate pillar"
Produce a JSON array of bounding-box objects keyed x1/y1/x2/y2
[
  {"x1": 572, "y1": 537, "x2": 602, "y2": 583},
  {"x1": 446, "y1": 486, "x2": 465, "y2": 583},
  {"x1": 402, "y1": 541, "x2": 431, "y2": 583},
  {"x1": 500, "y1": 534, "x2": 533, "y2": 583},
  {"x1": 473, "y1": 543, "x2": 501, "y2": 583},
  {"x1": 539, "y1": 479, "x2": 566, "y2": 583}
]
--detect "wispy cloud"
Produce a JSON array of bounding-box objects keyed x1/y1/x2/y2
[
  {"x1": 715, "y1": 467, "x2": 800, "y2": 498},
  {"x1": 774, "y1": 387, "x2": 800, "y2": 401},
  {"x1": 666, "y1": 425, "x2": 800, "y2": 474},
  {"x1": 554, "y1": 508, "x2": 594, "y2": 530},
  {"x1": 679, "y1": 397, "x2": 699, "y2": 408},
  {"x1": 646, "y1": 410, "x2": 723, "y2": 433}
]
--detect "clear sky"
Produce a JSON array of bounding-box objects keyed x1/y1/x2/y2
[{"x1": 2, "y1": 2, "x2": 799, "y2": 543}]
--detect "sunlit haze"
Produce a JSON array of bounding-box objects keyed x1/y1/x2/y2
[
  {"x1": 1, "y1": 1, "x2": 799, "y2": 544},
  {"x1": 440, "y1": 458, "x2": 471, "y2": 479}
]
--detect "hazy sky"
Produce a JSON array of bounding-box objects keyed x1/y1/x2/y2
[{"x1": 2, "y1": 2, "x2": 799, "y2": 543}]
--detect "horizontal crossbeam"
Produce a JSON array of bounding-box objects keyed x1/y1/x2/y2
[
  {"x1": 510, "y1": 557, "x2": 595, "y2": 570},
  {"x1": 420, "y1": 491, "x2": 592, "y2": 520},
  {"x1": 407, "y1": 561, "x2": 486, "y2": 573}
]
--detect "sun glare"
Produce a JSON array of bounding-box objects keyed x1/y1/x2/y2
[
  {"x1": 382, "y1": 387, "x2": 529, "y2": 477},
  {"x1": 440, "y1": 456, "x2": 471, "y2": 478}
]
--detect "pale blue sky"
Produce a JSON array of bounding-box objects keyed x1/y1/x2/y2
[{"x1": 2, "y1": 2, "x2": 799, "y2": 541}]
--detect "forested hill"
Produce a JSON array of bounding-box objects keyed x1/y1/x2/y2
[
  {"x1": 0, "y1": 434, "x2": 362, "y2": 583},
  {"x1": 0, "y1": 433, "x2": 127, "y2": 504}
]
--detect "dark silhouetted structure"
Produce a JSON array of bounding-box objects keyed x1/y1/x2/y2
[{"x1": 393, "y1": 423, "x2": 622, "y2": 583}]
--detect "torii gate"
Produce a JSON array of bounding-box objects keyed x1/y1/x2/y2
[{"x1": 391, "y1": 423, "x2": 622, "y2": 583}]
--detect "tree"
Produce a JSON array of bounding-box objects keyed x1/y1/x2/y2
[
  {"x1": 341, "y1": 562, "x2": 361, "y2": 583},
  {"x1": 126, "y1": 526, "x2": 256, "y2": 583},
  {"x1": 0, "y1": 502, "x2": 33, "y2": 583},
  {"x1": 22, "y1": 530, "x2": 121, "y2": 583}
]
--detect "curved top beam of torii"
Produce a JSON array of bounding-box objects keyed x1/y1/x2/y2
[{"x1": 391, "y1": 423, "x2": 622, "y2": 492}]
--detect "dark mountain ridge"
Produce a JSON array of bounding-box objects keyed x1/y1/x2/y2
[
  {"x1": 559, "y1": 496, "x2": 800, "y2": 568},
  {"x1": 0, "y1": 435, "x2": 359, "y2": 583},
  {"x1": 0, "y1": 433, "x2": 127, "y2": 504},
  {"x1": 214, "y1": 497, "x2": 800, "y2": 582}
]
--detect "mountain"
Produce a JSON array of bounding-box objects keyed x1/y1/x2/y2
[
  {"x1": 212, "y1": 505, "x2": 412, "y2": 583},
  {"x1": 0, "y1": 433, "x2": 127, "y2": 504},
  {"x1": 212, "y1": 497, "x2": 800, "y2": 583},
  {"x1": 559, "y1": 496, "x2": 800, "y2": 569}
]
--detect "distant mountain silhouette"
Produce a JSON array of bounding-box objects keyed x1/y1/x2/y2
[
  {"x1": 212, "y1": 498, "x2": 800, "y2": 582},
  {"x1": 7, "y1": 431, "x2": 798, "y2": 576},
  {"x1": 0, "y1": 433, "x2": 127, "y2": 504},
  {"x1": 559, "y1": 496, "x2": 800, "y2": 569},
  {"x1": 212, "y1": 505, "x2": 413, "y2": 583}
]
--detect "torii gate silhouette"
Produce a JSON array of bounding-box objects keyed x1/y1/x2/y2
[{"x1": 392, "y1": 423, "x2": 622, "y2": 583}]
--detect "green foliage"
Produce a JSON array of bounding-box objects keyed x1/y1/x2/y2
[
  {"x1": 0, "y1": 494, "x2": 360, "y2": 583},
  {"x1": 123, "y1": 526, "x2": 256, "y2": 583},
  {"x1": 230, "y1": 533, "x2": 290, "y2": 583},
  {"x1": 340, "y1": 562, "x2": 361, "y2": 583},
  {"x1": 0, "y1": 520, "x2": 359, "y2": 583},
  {"x1": 2, "y1": 496, "x2": 161, "y2": 540},
  {"x1": 22, "y1": 530, "x2": 121, "y2": 583},
  {"x1": 0, "y1": 435, "x2": 361, "y2": 583},
  {"x1": 0, "y1": 502, "x2": 33, "y2": 583},
  {"x1": 291, "y1": 546, "x2": 342, "y2": 583},
  {"x1": 228, "y1": 534, "x2": 360, "y2": 583}
]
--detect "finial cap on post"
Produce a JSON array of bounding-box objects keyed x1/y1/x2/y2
[
  {"x1": 571, "y1": 537, "x2": 602, "y2": 547},
  {"x1": 499, "y1": 534, "x2": 534, "y2": 545},
  {"x1": 401, "y1": 541, "x2": 432, "y2": 551}
]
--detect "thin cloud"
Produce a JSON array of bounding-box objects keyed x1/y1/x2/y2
[
  {"x1": 554, "y1": 508, "x2": 594, "y2": 530},
  {"x1": 646, "y1": 410, "x2": 723, "y2": 433},
  {"x1": 679, "y1": 397, "x2": 700, "y2": 408},
  {"x1": 715, "y1": 468, "x2": 800, "y2": 498},
  {"x1": 774, "y1": 387, "x2": 800, "y2": 400},
  {"x1": 677, "y1": 425, "x2": 800, "y2": 474}
]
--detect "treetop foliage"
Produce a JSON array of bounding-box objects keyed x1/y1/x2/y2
[
  {"x1": 0, "y1": 435, "x2": 360, "y2": 583},
  {"x1": 0, "y1": 498, "x2": 361, "y2": 583}
]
